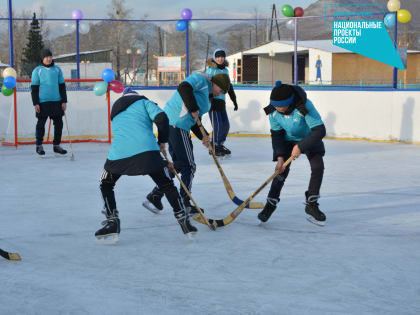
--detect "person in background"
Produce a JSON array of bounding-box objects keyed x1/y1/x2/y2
[
  {"x1": 205, "y1": 49, "x2": 238, "y2": 157},
  {"x1": 31, "y1": 48, "x2": 68, "y2": 156}
]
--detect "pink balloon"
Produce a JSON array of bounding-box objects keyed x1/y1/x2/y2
[
  {"x1": 294, "y1": 7, "x2": 304, "y2": 17},
  {"x1": 109, "y1": 80, "x2": 124, "y2": 93}
]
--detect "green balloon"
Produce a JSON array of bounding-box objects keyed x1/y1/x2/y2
[
  {"x1": 1, "y1": 85, "x2": 14, "y2": 96},
  {"x1": 93, "y1": 81, "x2": 108, "y2": 96},
  {"x1": 282, "y1": 5, "x2": 294, "y2": 17}
]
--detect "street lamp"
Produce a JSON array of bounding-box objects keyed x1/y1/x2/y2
[
  {"x1": 80, "y1": 60, "x2": 90, "y2": 78},
  {"x1": 126, "y1": 48, "x2": 142, "y2": 85},
  {"x1": 269, "y1": 50, "x2": 275, "y2": 85}
]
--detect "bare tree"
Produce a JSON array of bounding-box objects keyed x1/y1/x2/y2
[{"x1": 107, "y1": 0, "x2": 132, "y2": 81}]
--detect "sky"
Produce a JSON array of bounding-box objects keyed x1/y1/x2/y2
[{"x1": 1, "y1": 0, "x2": 318, "y2": 20}]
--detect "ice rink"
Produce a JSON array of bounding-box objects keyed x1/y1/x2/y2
[{"x1": 1, "y1": 137, "x2": 419, "y2": 315}]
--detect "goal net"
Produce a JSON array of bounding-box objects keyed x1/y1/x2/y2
[{"x1": 1, "y1": 79, "x2": 112, "y2": 146}]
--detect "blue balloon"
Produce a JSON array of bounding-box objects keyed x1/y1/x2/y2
[
  {"x1": 384, "y1": 13, "x2": 396, "y2": 28},
  {"x1": 3, "y1": 76, "x2": 16, "y2": 89},
  {"x1": 176, "y1": 20, "x2": 187, "y2": 32},
  {"x1": 102, "y1": 68, "x2": 115, "y2": 83}
]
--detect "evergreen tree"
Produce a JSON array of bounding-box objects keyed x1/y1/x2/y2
[{"x1": 21, "y1": 13, "x2": 44, "y2": 75}]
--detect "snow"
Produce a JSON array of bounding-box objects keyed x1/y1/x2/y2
[{"x1": 1, "y1": 138, "x2": 420, "y2": 315}]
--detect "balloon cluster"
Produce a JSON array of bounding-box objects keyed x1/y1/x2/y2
[
  {"x1": 281, "y1": 5, "x2": 304, "y2": 31},
  {"x1": 281, "y1": 5, "x2": 304, "y2": 18},
  {"x1": 384, "y1": 0, "x2": 411, "y2": 28},
  {"x1": 1, "y1": 67, "x2": 17, "y2": 96},
  {"x1": 65, "y1": 9, "x2": 90, "y2": 34},
  {"x1": 93, "y1": 69, "x2": 124, "y2": 96},
  {"x1": 176, "y1": 8, "x2": 200, "y2": 32}
]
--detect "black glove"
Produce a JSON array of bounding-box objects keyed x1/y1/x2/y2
[{"x1": 233, "y1": 101, "x2": 238, "y2": 111}]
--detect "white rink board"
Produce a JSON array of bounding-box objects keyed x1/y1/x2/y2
[{"x1": 1, "y1": 88, "x2": 420, "y2": 143}]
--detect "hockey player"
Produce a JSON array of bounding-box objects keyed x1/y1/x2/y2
[
  {"x1": 205, "y1": 49, "x2": 238, "y2": 157},
  {"x1": 95, "y1": 87, "x2": 197, "y2": 241},
  {"x1": 31, "y1": 48, "x2": 68, "y2": 156},
  {"x1": 143, "y1": 72, "x2": 231, "y2": 215},
  {"x1": 258, "y1": 81, "x2": 327, "y2": 226}
]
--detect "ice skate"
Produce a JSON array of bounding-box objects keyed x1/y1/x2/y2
[
  {"x1": 142, "y1": 188, "x2": 164, "y2": 214},
  {"x1": 174, "y1": 209, "x2": 197, "y2": 238},
  {"x1": 53, "y1": 145, "x2": 67, "y2": 156},
  {"x1": 95, "y1": 216, "x2": 120, "y2": 244},
  {"x1": 305, "y1": 192, "x2": 326, "y2": 226},
  {"x1": 258, "y1": 199, "x2": 277, "y2": 223},
  {"x1": 36, "y1": 145, "x2": 45, "y2": 156}
]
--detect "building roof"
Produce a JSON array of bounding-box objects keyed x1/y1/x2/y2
[
  {"x1": 0, "y1": 62, "x2": 10, "y2": 67},
  {"x1": 228, "y1": 40, "x2": 420, "y2": 56},
  {"x1": 54, "y1": 49, "x2": 112, "y2": 60}
]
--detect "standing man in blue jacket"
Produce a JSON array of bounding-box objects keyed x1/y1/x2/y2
[
  {"x1": 258, "y1": 81, "x2": 327, "y2": 226},
  {"x1": 143, "y1": 72, "x2": 231, "y2": 215},
  {"x1": 205, "y1": 49, "x2": 238, "y2": 157},
  {"x1": 95, "y1": 87, "x2": 197, "y2": 241},
  {"x1": 31, "y1": 49, "x2": 67, "y2": 156}
]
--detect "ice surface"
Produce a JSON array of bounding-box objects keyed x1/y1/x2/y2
[{"x1": 1, "y1": 138, "x2": 419, "y2": 315}]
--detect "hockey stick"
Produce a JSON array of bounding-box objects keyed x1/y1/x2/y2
[
  {"x1": 193, "y1": 156, "x2": 293, "y2": 228},
  {"x1": 194, "y1": 117, "x2": 264, "y2": 209},
  {"x1": 64, "y1": 112, "x2": 75, "y2": 161},
  {"x1": 161, "y1": 150, "x2": 216, "y2": 231},
  {"x1": 0, "y1": 248, "x2": 21, "y2": 261}
]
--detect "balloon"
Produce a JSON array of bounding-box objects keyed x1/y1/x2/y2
[
  {"x1": 109, "y1": 80, "x2": 124, "y2": 93},
  {"x1": 102, "y1": 68, "x2": 115, "y2": 82},
  {"x1": 79, "y1": 22, "x2": 90, "y2": 34},
  {"x1": 181, "y1": 8, "x2": 192, "y2": 20},
  {"x1": 3, "y1": 76, "x2": 16, "y2": 89},
  {"x1": 281, "y1": 5, "x2": 294, "y2": 17},
  {"x1": 286, "y1": 19, "x2": 295, "y2": 30},
  {"x1": 384, "y1": 13, "x2": 396, "y2": 28},
  {"x1": 397, "y1": 9, "x2": 411, "y2": 23},
  {"x1": 189, "y1": 20, "x2": 200, "y2": 31},
  {"x1": 2, "y1": 67, "x2": 17, "y2": 78},
  {"x1": 1, "y1": 85, "x2": 13, "y2": 96},
  {"x1": 387, "y1": 0, "x2": 401, "y2": 12},
  {"x1": 72, "y1": 9, "x2": 83, "y2": 20},
  {"x1": 294, "y1": 7, "x2": 304, "y2": 17},
  {"x1": 63, "y1": 22, "x2": 76, "y2": 32},
  {"x1": 176, "y1": 20, "x2": 187, "y2": 32},
  {"x1": 93, "y1": 81, "x2": 108, "y2": 96}
]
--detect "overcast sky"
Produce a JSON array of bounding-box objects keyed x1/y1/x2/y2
[{"x1": 2, "y1": 0, "x2": 318, "y2": 19}]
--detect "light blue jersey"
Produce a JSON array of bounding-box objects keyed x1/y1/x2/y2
[
  {"x1": 205, "y1": 66, "x2": 229, "y2": 101},
  {"x1": 164, "y1": 73, "x2": 211, "y2": 131},
  {"x1": 31, "y1": 65, "x2": 65, "y2": 103},
  {"x1": 269, "y1": 100, "x2": 324, "y2": 142},
  {"x1": 108, "y1": 99, "x2": 163, "y2": 160}
]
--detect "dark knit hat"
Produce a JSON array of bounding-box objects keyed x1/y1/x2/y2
[
  {"x1": 213, "y1": 49, "x2": 226, "y2": 59},
  {"x1": 211, "y1": 73, "x2": 230, "y2": 94},
  {"x1": 270, "y1": 81, "x2": 295, "y2": 107},
  {"x1": 40, "y1": 48, "x2": 53, "y2": 60}
]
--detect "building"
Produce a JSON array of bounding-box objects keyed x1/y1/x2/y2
[
  {"x1": 54, "y1": 49, "x2": 112, "y2": 79},
  {"x1": 226, "y1": 40, "x2": 420, "y2": 87}
]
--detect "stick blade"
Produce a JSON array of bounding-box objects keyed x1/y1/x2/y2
[{"x1": 8, "y1": 253, "x2": 21, "y2": 261}]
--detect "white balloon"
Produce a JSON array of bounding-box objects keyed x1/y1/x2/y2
[
  {"x1": 189, "y1": 20, "x2": 200, "y2": 31},
  {"x1": 387, "y1": 0, "x2": 401, "y2": 12},
  {"x1": 63, "y1": 22, "x2": 76, "y2": 33},
  {"x1": 286, "y1": 19, "x2": 295, "y2": 30},
  {"x1": 79, "y1": 22, "x2": 90, "y2": 34},
  {"x1": 2, "y1": 67, "x2": 17, "y2": 79}
]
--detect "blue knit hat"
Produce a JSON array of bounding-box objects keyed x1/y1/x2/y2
[{"x1": 123, "y1": 86, "x2": 138, "y2": 96}]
